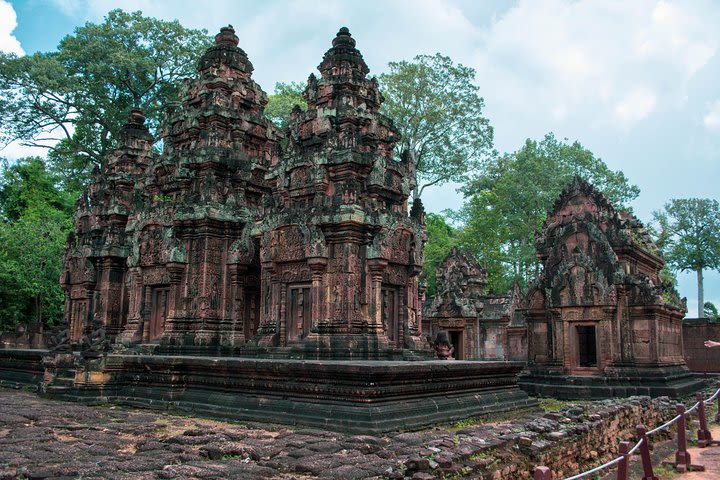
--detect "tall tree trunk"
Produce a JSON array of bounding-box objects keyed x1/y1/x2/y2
[{"x1": 697, "y1": 268, "x2": 704, "y2": 318}]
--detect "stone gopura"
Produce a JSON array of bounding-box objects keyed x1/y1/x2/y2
[
  {"x1": 518, "y1": 177, "x2": 701, "y2": 397},
  {"x1": 424, "y1": 247, "x2": 525, "y2": 361}
]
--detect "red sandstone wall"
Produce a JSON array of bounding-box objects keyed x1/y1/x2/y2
[{"x1": 683, "y1": 319, "x2": 720, "y2": 372}]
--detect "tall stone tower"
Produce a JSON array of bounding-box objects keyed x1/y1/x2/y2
[
  {"x1": 117, "y1": 26, "x2": 280, "y2": 347},
  {"x1": 62, "y1": 109, "x2": 154, "y2": 341},
  {"x1": 257, "y1": 28, "x2": 428, "y2": 357}
]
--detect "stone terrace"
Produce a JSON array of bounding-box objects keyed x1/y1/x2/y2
[{"x1": 0, "y1": 387, "x2": 695, "y2": 480}]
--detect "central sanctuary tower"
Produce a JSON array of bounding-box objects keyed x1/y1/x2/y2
[{"x1": 258, "y1": 27, "x2": 426, "y2": 356}]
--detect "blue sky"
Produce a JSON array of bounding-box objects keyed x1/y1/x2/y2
[{"x1": 1, "y1": 0, "x2": 719, "y2": 316}]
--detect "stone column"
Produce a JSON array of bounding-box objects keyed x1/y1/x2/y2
[
  {"x1": 307, "y1": 257, "x2": 328, "y2": 326},
  {"x1": 367, "y1": 258, "x2": 387, "y2": 334}
]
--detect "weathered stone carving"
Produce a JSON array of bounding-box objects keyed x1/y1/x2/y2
[
  {"x1": 59, "y1": 26, "x2": 429, "y2": 359},
  {"x1": 424, "y1": 247, "x2": 523, "y2": 360},
  {"x1": 518, "y1": 177, "x2": 699, "y2": 397},
  {"x1": 257, "y1": 27, "x2": 428, "y2": 357}
]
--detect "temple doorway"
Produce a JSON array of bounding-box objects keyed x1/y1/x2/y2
[
  {"x1": 449, "y1": 330, "x2": 464, "y2": 360},
  {"x1": 148, "y1": 287, "x2": 170, "y2": 341},
  {"x1": 576, "y1": 325, "x2": 597, "y2": 367},
  {"x1": 243, "y1": 237, "x2": 261, "y2": 339},
  {"x1": 287, "y1": 285, "x2": 311, "y2": 342},
  {"x1": 381, "y1": 287, "x2": 399, "y2": 343}
]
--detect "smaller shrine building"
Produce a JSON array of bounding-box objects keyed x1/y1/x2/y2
[{"x1": 518, "y1": 177, "x2": 702, "y2": 398}]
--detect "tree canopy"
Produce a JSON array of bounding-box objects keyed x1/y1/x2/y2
[
  {"x1": 454, "y1": 133, "x2": 640, "y2": 291},
  {"x1": 379, "y1": 54, "x2": 494, "y2": 200},
  {"x1": 0, "y1": 9, "x2": 210, "y2": 191},
  {"x1": 265, "y1": 81, "x2": 307, "y2": 130},
  {"x1": 0, "y1": 157, "x2": 73, "y2": 331},
  {"x1": 653, "y1": 198, "x2": 720, "y2": 317},
  {"x1": 422, "y1": 212, "x2": 459, "y2": 297}
]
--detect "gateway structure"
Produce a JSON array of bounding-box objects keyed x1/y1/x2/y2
[{"x1": 518, "y1": 178, "x2": 702, "y2": 398}]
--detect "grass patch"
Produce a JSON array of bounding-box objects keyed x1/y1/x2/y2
[
  {"x1": 453, "y1": 417, "x2": 479, "y2": 429},
  {"x1": 537, "y1": 397, "x2": 567, "y2": 412}
]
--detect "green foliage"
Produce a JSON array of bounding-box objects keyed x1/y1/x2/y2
[
  {"x1": 0, "y1": 157, "x2": 74, "y2": 220},
  {"x1": 653, "y1": 199, "x2": 720, "y2": 273},
  {"x1": 453, "y1": 417, "x2": 479, "y2": 429},
  {"x1": 704, "y1": 302, "x2": 719, "y2": 320},
  {"x1": 422, "y1": 212, "x2": 458, "y2": 297},
  {"x1": 653, "y1": 198, "x2": 720, "y2": 316},
  {"x1": 0, "y1": 9, "x2": 211, "y2": 190},
  {"x1": 456, "y1": 133, "x2": 639, "y2": 290},
  {"x1": 0, "y1": 158, "x2": 72, "y2": 331},
  {"x1": 379, "y1": 53, "x2": 494, "y2": 199},
  {"x1": 538, "y1": 397, "x2": 567, "y2": 412},
  {"x1": 265, "y1": 81, "x2": 306, "y2": 130}
]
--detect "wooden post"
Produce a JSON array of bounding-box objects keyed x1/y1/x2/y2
[
  {"x1": 637, "y1": 425, "x2": 658, "y2": 480},
  {"x1": 616, "y1": 441, "x2": 630, "y2": 480},
  {"x1": 662, "y1": 404, "x2": 704, "y2": 472},
  {"x1": 533, "y1": 466, "x2": 552, "y2": 480},
  {"x1": 696, "y1": 392, "x2": 719, "y2": 447}
]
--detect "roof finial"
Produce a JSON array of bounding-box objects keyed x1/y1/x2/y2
[
  {"x1": 215, "y1": 25, "x2": 239, "y2": 47},
  {"x1": 333, "y1": 26, "x2": 355, "y2": 48}
]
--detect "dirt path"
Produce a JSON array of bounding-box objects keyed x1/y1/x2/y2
[{"x1": 671, "y1": 425, "x2": 720, "y2": 480}]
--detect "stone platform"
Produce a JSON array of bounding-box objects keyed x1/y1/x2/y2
[
  {"x1": 0, "y1": 349, "x2": 537, "y2": 434},
  {"x1": 519, "y1": 365, "x2": 705, "y2": 399}
]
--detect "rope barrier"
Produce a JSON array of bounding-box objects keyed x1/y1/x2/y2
[{"x1": 532, "y1": 383, "x2": 720, "y2": 480}]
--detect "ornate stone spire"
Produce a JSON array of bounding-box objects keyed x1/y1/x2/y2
[
  {"x1": 117, "y1": 108, "x2": 153, "y2": 143},
  {"x1": 317, "y1": 27, "x2": 369, "y2": 78},
  {"x1": 198, "y1": 25, "x2": 253, "y2": 74}
]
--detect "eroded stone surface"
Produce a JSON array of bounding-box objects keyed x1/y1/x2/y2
[{"x1": 0, "y1": 388, "x2": 685, "y2": 480}]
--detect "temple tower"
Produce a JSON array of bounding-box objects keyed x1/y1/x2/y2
[
  {"x1": 257, "y1": 28, "x2": 428, "y2": 358},
  {"x1": 62, "y1": 109, "x2": 154, "y2": 341},
  {"x1": 519, "y1": 177, "x2": 700, "y2": 397},
  {"x1": 118, "y1": 26, "x2": 280, "y2": 347}
]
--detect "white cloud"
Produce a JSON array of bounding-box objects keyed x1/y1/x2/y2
[
  {"x1": 472, "y1": 0, "x2": 720, "y2": 142},
  {"x1": 614, "y1": 88, "x2": 657, "y2": 125},
  {"x1": 0, "y1": 0, "x2": 23, "y2": 55},
  {"x1": 703, "y1": 100, "x2": 720, "y2": 131}
]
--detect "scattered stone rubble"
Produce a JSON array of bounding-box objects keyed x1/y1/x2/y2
[{"x1": 0, "y1": 388, "x2": 697, "y2": 480}]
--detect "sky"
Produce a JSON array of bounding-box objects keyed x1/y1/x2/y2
[{"x1": 1, "y1": 0, "x2": 719, "y2": 316}]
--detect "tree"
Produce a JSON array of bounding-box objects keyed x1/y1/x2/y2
[
  {"x1": 705, "y1": 302, "x2": 719, "y2": 321},
  {"x1": 0, "y1": 157, "x2": 73, "y2": 331},
  {"x1": 422, "y1": 212, "x2": 459, "y2": 297},
  {"x1": 652, "y1": 198, "x2": 720, "y2": 317},
  {"x1": 457, "y1": 133, "x2": 639, "y2": 290},
  {"x1": 0, "y1": 10, "x2": 210, "y2": 189},
  {"x1": 265, "y1": 81, "x2": 306, "y2": 130},
  {"x1": 379, "y1": 54, "x2": 494, "y2": 200}
]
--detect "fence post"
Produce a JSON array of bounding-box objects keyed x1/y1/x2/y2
[
  {"x1": 616, "y1": 441, "x2": 630, "y2": 480},
  {"x1": 662, "y1": 404, "x2": 705, "y2": 472},
  {"x1": 696, "y1": 392, "x2": 719, "y2": 448},
  {"x1": 636, "y1": 425, "x2": 658, "y2": 480},
  {"x1": 533, "y1": 465, "x2": 552, "y2": 480},
  {"x1": 716, "y1": 382, "x2": 720, "y2": 423}
]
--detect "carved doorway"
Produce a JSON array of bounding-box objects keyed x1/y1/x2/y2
[
  {"x1": 148, "y1": 287, "x2": 170, "y2": 341},
  {"x1": 576, "y1": 325, "x2": 597, "y2": 367},
  {"x1": 381, "y1": 287, "x2": 399, "y2": 343},
  {"x1": 449, "y1": 330, "x2": 464, "y2": 360},
  {"x1": 287, "y1": 285, "x2": 311, "y2": 342},
  {"x1": 244, "y1": 288, "x2": 260, "y2": 339}
]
